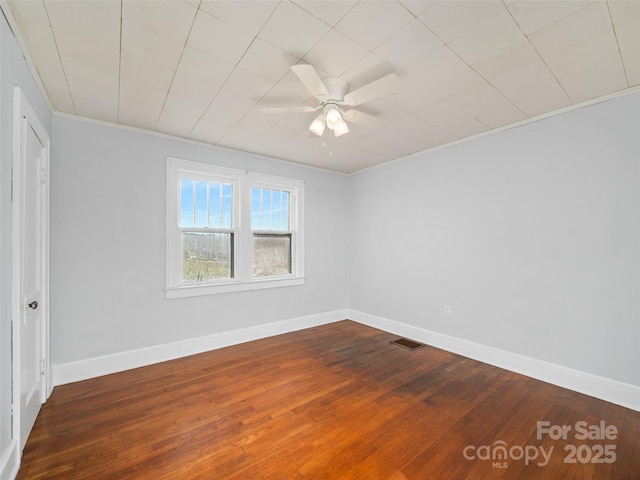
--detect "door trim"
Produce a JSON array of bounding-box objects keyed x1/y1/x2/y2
[{"x1": 11, "y1": 86, "x2": 51, "y2": 457}]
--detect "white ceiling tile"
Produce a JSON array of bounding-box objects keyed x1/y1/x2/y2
[
  {"x1": 199, "y1": 0, "x2": 277, "y2": 35},
  {"x1": 120, "y1": 52, "x2": 175, "y2": 92},
  {"x1": 448, "y1": 10, "x2": 525, "y2": 65},
  {"x1": 119, "y1": 78, "x2": 168, "y2": 108},
  {"x1": 507, "y1": 1, "x2": 594, "y2": 36},
  {"x1": 374, "y1": 19, "x2": 444, "y2": 73},
  {"x1": 341, "y1": 53, "x2": 398, "y2": 89},
  {"x1": 73, "y1": 88, "x2": 118, "y2": 123},
  {"x1": 234, "y1": 116, "x2": 275, "y2": 136},
  {"x1": 616, "y1": 17, "x2": 640, "y2": 86},
  {"x1": 293, "y1": 0, "x2": 358, "y2": 27},
  {"x1": 203, "y1": 92, "x2": 257, "y2": 127},
  {"x1": 388, "y1": 116, "x2": 458, "y2": 147},
  {"x1": 334, "y1": 1, "x2": 414, "y2": 51},
  {"x1": 398, "y1": 1, "x2": 436, "y2": 17},
  {"x1": 217, "y1": 129, "x2": 253, "y2": 150},
  {"x1": 259, "y1": 70, "x2": 315, "y2": 108},
  {"x1": 188, "y1": 119, "x2": 231, "y2": 144},
  {"x1": 529, "y1": 2, "x2": 612, "y2": 58},
  {"x1": 473, "y1": 40, "x2": 571, "y2": 117},
  {"x1": 258, "y1": 1, "x2": 331, "y2": 58},
  {"x1": 188, "y1": 9, "x2": 255, "y2": 65},
  {"x1": 64, "y1": 62, "x2": 119, "y2": 98},
  {"x1": 168, "y1": 72, "x2": 221, "y2": 103},
  {"x1": 53, "y1": 29, "x2": 119, "y2": 75},
  {"x1": 238, "y1": 39, "x2": 299, "y2": 83},
  {"x1": 163, "y1": 74, "x2": 219, "y2": 117},
  {"x1": 13, "y1": 18, "x2": 75, "y2": 113},
  {"x1": 177, "y1": 47, "x2": 235, "y2": 87},
  {"x1": 488, "y1": 62, "x2": 572, "y2": 117},
  {"x1": 263, "y1": 124, "x2": 300, "y2": 142},
  {"x1": 562, "y1": 66, "x2": 629, "y2": 103},
  {"x1": 473, "y1": 40, "x2": 540, "y2": 80},
  {"x1": 608, "y1": 0, "x2": 640, "y2": 24},
  {"x1": 449, "y1": 82, "x2": 526, "y2": 128},
  {"x1": 221, "y1": 67, "x2": 276, "y2": 100},
  {"x1": 416, "y1": 100, "x2": 490, "y2": 138},
  {"x1": 380, "y1": 76, "x2": 442, "y2": 114},
  {"x1": 45, "y1": 0, "x2": 120, "y2": 49},
  {"x1": 118, "y1": 97, "x2": 162, "y2": 131},
  {"x1": 419, "y1": 0, "x2": 505, "y2": 43},
  {"x1": 8, "y1": 0, "x2": 49, "y2": 25},
  {"x1": 303, "y1": 29, "x2": 369, "y2": 77},
  {"x1": 163, "y1": 91, "x2": 211, "y2": 118},
  {"x1": 122, "y1": 0, "x2": 196, "y2": 44},
  {"x1": 121, "y1": 23, "x2": 185, "y2": 70},
  {"x1": 156, "y1": 108, "x2": 200, "y2": 137},
  {"x1": 541, "y1": 28, "x2": 627, "y2": 102},
  {"x1": 404, "y1": 46, "x2": 486, "y2": 98}
]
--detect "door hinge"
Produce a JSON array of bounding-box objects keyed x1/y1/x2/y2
[
  {"x1": 41, "y1": 358, "x2": 46, "y2": 374},
  {"x1": 41, "y1": 168, "x2": 48, "y2": 184}
]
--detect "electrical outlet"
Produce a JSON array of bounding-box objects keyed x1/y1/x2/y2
[{"x1": 444, "y1": 305, "x2": 452, "y2": 317}]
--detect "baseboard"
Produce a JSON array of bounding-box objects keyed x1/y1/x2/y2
[
  {"x1": 52, "y1": 309, "x2": 347, "y2": 386},
  {"x1": 52, "y1": 308, "x2": 640, "y2": 411},
  {"x1": 0, "y1": 439, "x2": 19, "y2": 480},
  {"x1": 348, "y1": 309, "x2": 640, "y2": 412}
]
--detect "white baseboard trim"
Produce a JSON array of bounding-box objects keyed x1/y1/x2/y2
[
  {"x1": 52, "y1": 308, "x2": 639, "y2": 412},
  {"x1": 0, "y1": 439, "x2": 19, "y2": 480},
  {"x1": 52, "y1": 309, "x2": 348, "y2": 386},
  {"x1": 348, "y1": 309, "x2": 640, "y2": 412}
]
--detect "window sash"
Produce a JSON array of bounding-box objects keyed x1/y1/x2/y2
[
  {"x1": 252, "y1": 232, "x2": 292, "y2": 277},
  {"x1": 181, "y1": 230, "x2": 235, "y2": 283}
]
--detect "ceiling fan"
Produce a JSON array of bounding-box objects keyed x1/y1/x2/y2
[{"x1": 261, "y1": 64, "x2": 400, "y2": 137}]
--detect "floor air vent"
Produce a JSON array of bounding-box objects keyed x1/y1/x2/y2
[{"x1": 390, "y1": 338, "x2": 425, "y2": 351}]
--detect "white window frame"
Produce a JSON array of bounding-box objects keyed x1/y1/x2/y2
[{"x1": 166, "y1": 157, "x2": 305, "y2": 298}]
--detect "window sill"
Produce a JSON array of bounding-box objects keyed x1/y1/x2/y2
[{"x1": 165, "y1": 276, "x2": 305, "y2": 299}]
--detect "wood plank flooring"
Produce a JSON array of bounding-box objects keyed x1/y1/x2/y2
[{"x1": 17, "y1": 320, "x2": 639, "y2": 479}]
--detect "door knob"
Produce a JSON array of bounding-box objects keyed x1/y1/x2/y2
[{"x1": 27, "y1": 300, "x2": 38, "y2": 310}]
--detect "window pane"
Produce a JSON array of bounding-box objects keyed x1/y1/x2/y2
[
  {"x1": 195, "y1": 181, "x2": 208, "y2": 227},
  {"x1": 253, "y1": 234, "x2": 291, "y2": 277},
  {"x1": 252, "y1": 187, "x2": 290, "y2": 231},
  {"x1": 251, "y1": 188, "x2": 261, "y2": 230},
  {"x1": 261, "y1": 188, "x2": 272, "y2": 230},
  {"x1": 209, "y1": 182, "x2": 221, "y2": 228},
  {"x1": 222, "y1": 183, "x2": 232, "y2": 229},
  {"x1": 282, "y1": 192, "x2": 289, "y2": 230},
  {"x1": 272, "y1": 190, "x2": 281, "y2": 230},
  {"x1": 180, "y1": 179, "x2": 194, "y2": 227},
  {"x1": 182, "y1": 232, "x2": 233, "y2": 281}
]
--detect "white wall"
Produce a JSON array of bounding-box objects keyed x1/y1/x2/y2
[
  {"x1": 0, "y1": 8, "x2": 51, "y2": 477},
  {"x1": 349, "y1": 92, "x2": 640, "y2": 387},
  {"x1": 50, "y1": 116, "x2": 349, "y2": 365}
]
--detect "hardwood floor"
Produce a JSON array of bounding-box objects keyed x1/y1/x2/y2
[{"x1": 17, "y1": 320, "x2": 639, "y2": 479}]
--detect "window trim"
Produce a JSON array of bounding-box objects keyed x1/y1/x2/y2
[{"x1": 166, "y1": 157, "x2": 305, "y2": 298}]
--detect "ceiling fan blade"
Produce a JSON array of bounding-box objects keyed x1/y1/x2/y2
[
  {"x1": 290, "y1": 64, "x2": 330, "y2": 100},
  {"x1": 343, "y1": 73, "x2": 400, "y2": 106},
  {"x1": 343, "y1": 110, "x2": 384, "y2": 128},
  {"x1": 260, "y1": 106, "x2": 319, "y2": 114}
]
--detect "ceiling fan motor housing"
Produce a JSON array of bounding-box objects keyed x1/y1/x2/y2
[{"x1": 321, "y1": 77, "x2": 349, "y2": 104}]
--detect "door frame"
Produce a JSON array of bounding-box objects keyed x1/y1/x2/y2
[{"x1": 11, "y1": 86, "x2": 51, "y2": 454}]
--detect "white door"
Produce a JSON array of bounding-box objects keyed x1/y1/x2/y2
[{"x1": 13, "y1": 87, "x2": 50, "y2": 453}]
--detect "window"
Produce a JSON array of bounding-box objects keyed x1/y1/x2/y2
[{"x1": 166, "y1": 158, "x2": 304, "y2": 298}]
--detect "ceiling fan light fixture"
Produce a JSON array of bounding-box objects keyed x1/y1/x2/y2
[
  {"x1": 309, "y1": 113, "x2": 326, "y2": 136},
  {"x1": 325, "y1": 106, "x2": 342, "y2": 129},
  {"x1": 333, "y1": 120, "x2": 349, "y2": 137}
]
